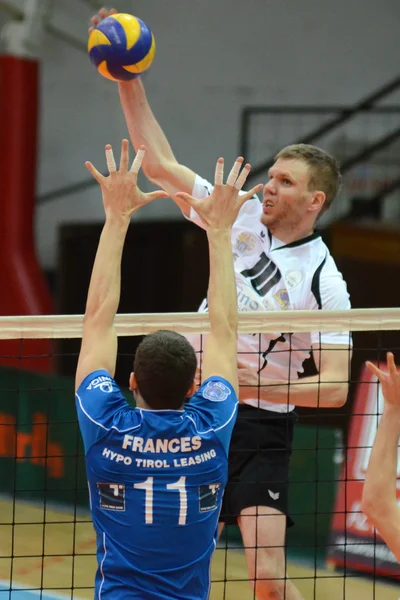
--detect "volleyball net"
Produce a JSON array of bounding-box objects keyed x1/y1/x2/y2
[{"x1": 1, "y1": 308, "x2": 400, "y2": 600}]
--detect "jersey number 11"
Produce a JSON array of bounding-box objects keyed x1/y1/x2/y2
[{"x1": 134, "y1": 476, "x2": 187, "y2": 525}]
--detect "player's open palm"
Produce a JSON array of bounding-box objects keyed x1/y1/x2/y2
[
  {"x1": 366, "y1": 352, "x2": 400, "y2": 409},
  {"x1": 85, "y1": 140, "x2": 168, "y2": 219},
  {"x1": 175, "y1": 157, "x2": 263, "y2": 230}
]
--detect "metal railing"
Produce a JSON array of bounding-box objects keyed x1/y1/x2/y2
[
  {"x1": 239, "y1": 73, "x2": 400, "y2": 222},
  {"x1": 240, "y1": 73, "x2": 400, "y2": 178},
  {"x1": 240, "y1": 106, "x2": 400, "y2": 223}
]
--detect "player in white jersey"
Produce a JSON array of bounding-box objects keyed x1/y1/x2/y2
[
  {"x1": 90, "y1": 9, "x2": 351, "y2": 599},
  {"x1": 171, "y1": 155, "x2": 351, "y2": 600},
  {"x1": 362, "y1": 353, "x2": 400, "y2": 564},
  {"x1": 191, "y1": 174, "x2": 350, "y2": 411}
]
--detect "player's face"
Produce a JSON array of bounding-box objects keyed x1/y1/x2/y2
[{"x1": 261, "y1": 158, "x2": 316, "y2": 232}]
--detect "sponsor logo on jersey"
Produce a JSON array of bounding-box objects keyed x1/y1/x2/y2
[
  {"x1": 199, "y1": 483, "x2": 221, "y2": 511},
  {"x1": 202, "y1": 380, "x2": 231, "y2": 402},
  {"x1": 268, "y1": 489, "x2": 280, "y2": 500},
  {"x1": 236, "y1": 277, "x2": 264, "y2": 312},
  {"x1": 262, "y1": 298, "x2": 276, "y2": 310},
  {"x1": 86, "y1": 375, "x2": 113, "y2": 393},
  {"x1": 102, "y1": 446, "x2": 218, "y2": 469},
  {"x1": 97, "y1": 482, "x2": 126, "y2": 511},
  {"x1": 234, "y1": 232, "x2": 257, "y2": 255},
  {"x1": 286, "y1": 270, "x2": 303, "y2": 290},
  {"x1": 273, "y1": 289, "x2": 290, "y2": 310}
]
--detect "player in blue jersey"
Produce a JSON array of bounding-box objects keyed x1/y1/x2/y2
[{"x1": 75, "y1": 139, "x2": 263, "y2": 600}]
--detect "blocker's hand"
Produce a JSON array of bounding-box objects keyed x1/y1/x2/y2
[
  {"x1": 366, "y1": 352, "x2": 400, "y2": 411},
  {"x1": 85, "y1": 140, "x2": 168, "y2": 219},
  {"x1": 175, "y1": 157, "x2": 263, "y2": 230},
  {"x1": 89, "y1": 6, "x2": 118, "y2": 34}
]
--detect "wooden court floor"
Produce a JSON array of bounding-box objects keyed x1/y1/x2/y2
[{"x1": 0, "y1": 497, "x2": 399, "y2": 600}]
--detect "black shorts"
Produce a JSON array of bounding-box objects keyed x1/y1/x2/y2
[{"x1": 220, "y1": 404, "x2": 298, "y2": 527}]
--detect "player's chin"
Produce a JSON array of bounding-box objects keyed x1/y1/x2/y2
[{"x1": 260, "y1": 212, "x2": 275, "y2": 226}]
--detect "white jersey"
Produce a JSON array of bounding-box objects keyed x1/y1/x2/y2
[{"x1": 186, "y1": 175, "x2": 352, "y2": 413}]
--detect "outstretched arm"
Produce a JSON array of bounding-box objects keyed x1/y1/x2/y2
[
  {"x1": 119, "y1": 80, "x2": 196, "y2": 214},
  {"x1": 89, "y1": 8, "x2": 197, "y2": 217},
  {"x1": 361, "y1": 352, "x2": 400, "y2": 562},
  {"x1": 176, "y1": 159, "x2": 263, "y2": 394},
  {"x1": 76, "y1": 212, "x2": 127, "y2": 388},
  {"x1": 75, "y1": 141, "x2": 167, "y2": 390}
]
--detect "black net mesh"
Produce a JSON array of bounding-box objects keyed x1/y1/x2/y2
[{"x1": 0, "y1": 318, "x2": 399, "y2": 599}]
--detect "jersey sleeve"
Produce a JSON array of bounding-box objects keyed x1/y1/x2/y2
[
  {"x1": 311, "y1": 260, "x2": 352, "y2": 347},
  {"x1": 75, "y1": 369, "x2": 130, "y2": 453},
  {"x1": 185, "y1": 376, "x2": 238, "y2": 455}
]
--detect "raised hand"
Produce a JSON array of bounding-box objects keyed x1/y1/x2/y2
[
  {"x1": 366, "y1": 352, "x2": 400, "y2": 410},
  {"x1": 89, "y1": 6, "x2": 118, "y2": 34},
  {"x1": 85, "y1": 140, "x2": 168, "y2": 219},
  {"x1": 175, "y1": 157, "x2": 263, "y2": 230}
]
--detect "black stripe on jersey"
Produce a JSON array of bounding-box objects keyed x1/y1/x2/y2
[
  {"x1": 257, "y1": 268, "x2": 282, "y2": 296},
  {"x1": 241, "y1": 253, "x2": 282, "y2": 297},
  {"x1": 251, "y1": 262, "x2": 276, "y2": 289},
  {"x1": 272, "y1": 231, "x2": 321, "y2": 250},
  {"x1": 311, "y1": 255, "x2": 327, "y2": 309},
  {"x1": 241, "y1": 253, "x2": 269, "y2": 279}
]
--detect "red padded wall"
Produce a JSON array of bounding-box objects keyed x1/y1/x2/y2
[{"x1": 0, "y1": 55, "x2": 54, "y2": 372}]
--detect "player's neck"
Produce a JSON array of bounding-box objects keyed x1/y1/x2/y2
[
  {"x1": 268, "y1": 223, "x2": 315, "y2": 245},
  {"x1": 134, "y1": 395, "x2": 153, "y2": 411},
  {"x1": 134, "y1": 394, "x2": 184, "y2": 412}
]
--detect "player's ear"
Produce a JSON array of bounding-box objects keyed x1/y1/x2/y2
[
  {"x1": 310, "y1": 190, "x2": 326, "y2": 213},
  {"x1": 129, "y1": 372, "x2": 138, "y2": 392},
  {"x1": 186, "y1": 380, "x2": 196, "y2": 399}
]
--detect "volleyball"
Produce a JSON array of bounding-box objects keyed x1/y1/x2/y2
[{"x1": 88, "y1": 13, "x2": 156, "y2": 82}]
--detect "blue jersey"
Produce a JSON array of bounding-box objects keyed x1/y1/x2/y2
[{"x1": 75, "y1": 370, "x2": 238, "y2": 600}]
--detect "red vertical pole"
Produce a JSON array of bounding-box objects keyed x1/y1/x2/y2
[{"x1": 0, "y1": 55, "x2": 54, "y2": 372}]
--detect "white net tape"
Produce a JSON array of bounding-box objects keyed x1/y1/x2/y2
[{"x1": 0, "y1": 307, "x2": 399, "y2": 339}]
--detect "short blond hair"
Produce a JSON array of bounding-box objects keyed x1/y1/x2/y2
[{"x1": 275, "y1": 144, "x2": 342, "y2": 215}]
